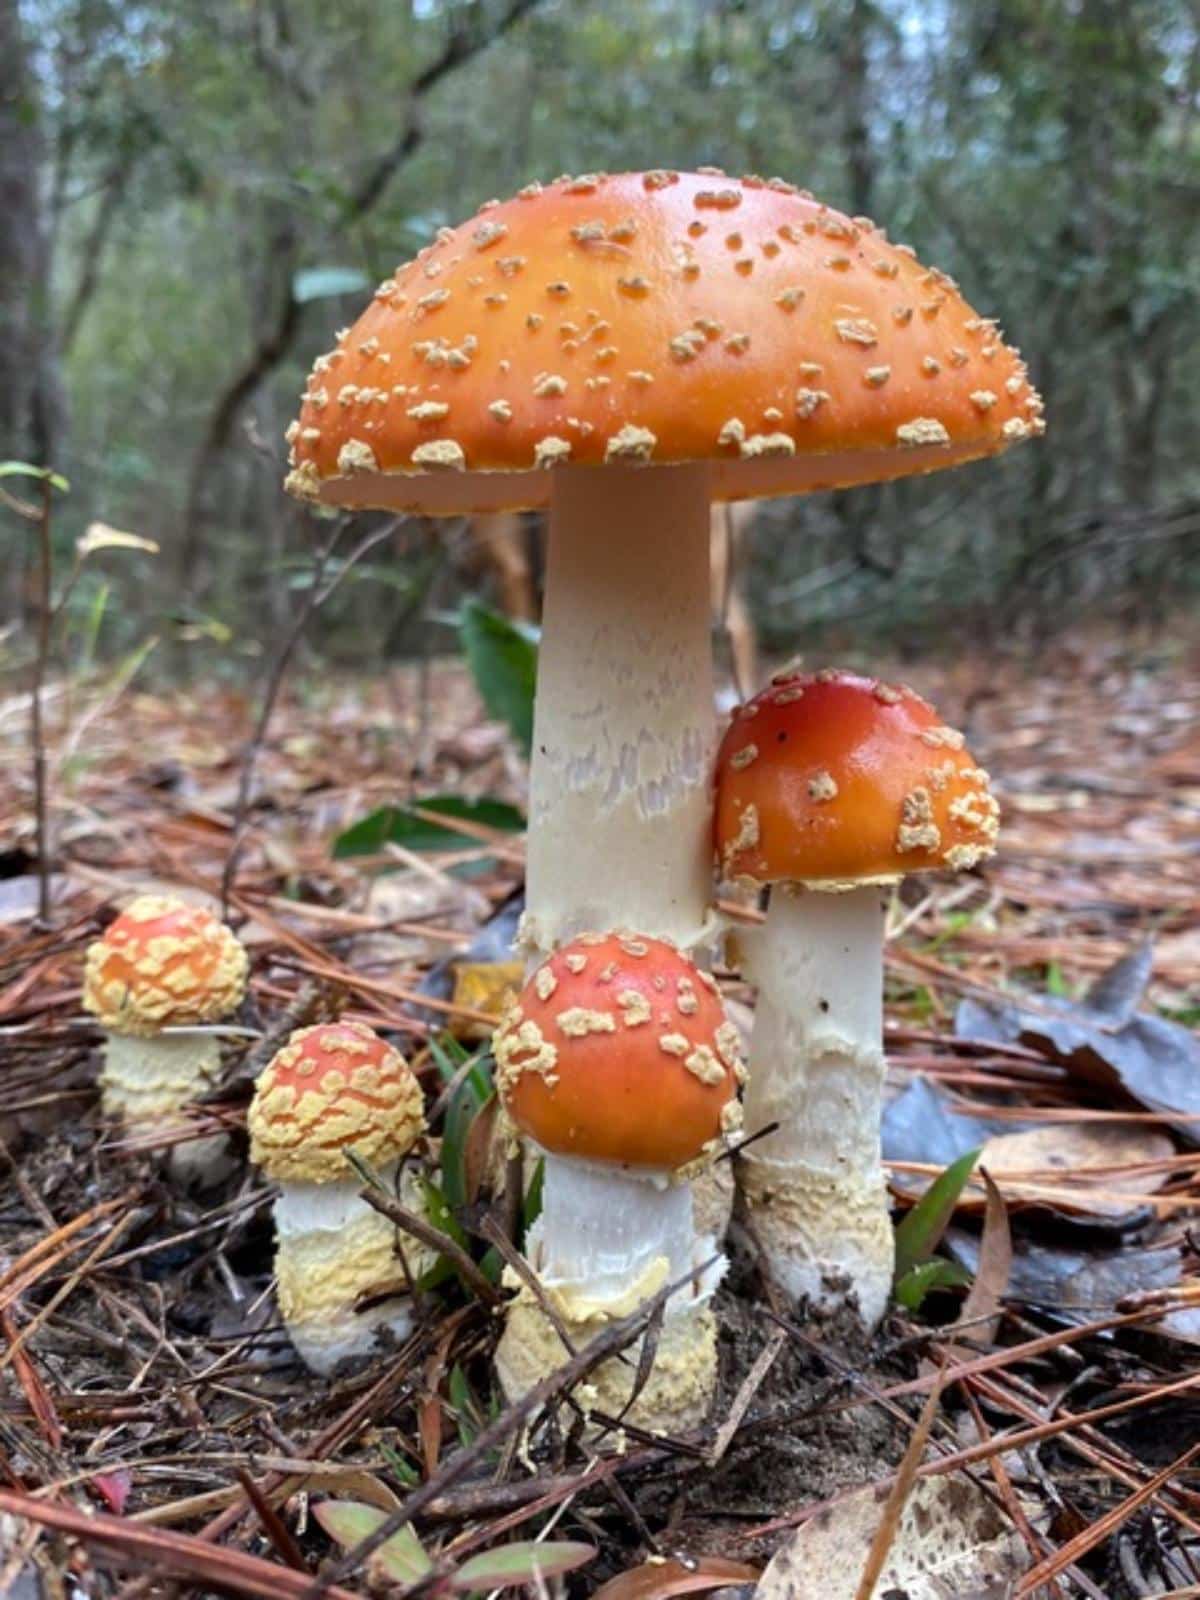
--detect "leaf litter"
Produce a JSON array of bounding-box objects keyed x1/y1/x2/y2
[{"x1": 0, "y1": 626, "x2": 1197, "y2": 1594}]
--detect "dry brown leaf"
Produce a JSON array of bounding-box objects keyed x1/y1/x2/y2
[
  {"x1": 593, "y1": 1556, "x2": 760, "y2": 1600},
  {"x1": 755, "y1": 1476, "x2": 1030, "y2": 1600},
  {"x1": 975, "y1": 1121, "x2": 1174, "y2": 1217},
  {"x1": 955, "y1": 1169, "x2": 1012, "y2": 1345}
]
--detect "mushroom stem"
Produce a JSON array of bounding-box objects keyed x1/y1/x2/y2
[
  {"x1": 530, "y1": 1152, "x2": 716, "y2": 1313},
  {"x1": 496, "y1": 1151, "x2": 723, "y2": 1430},
  {"x1": 272, "y1": 1162, "x2": 434, "y2": 1376},
  {"x1": 523, "y1": 463, "x2": 716, "y2": 956},
  {"x1": 737, "y1": 883, "x2": 894, "y2": 1328},
  {"x1": 100, "y1": 1031, "x2": 231, "y2": 1186}
]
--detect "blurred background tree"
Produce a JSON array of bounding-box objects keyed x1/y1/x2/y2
[{"x1": 2, "y1": 0, "x2": 1197, "y2": 676}]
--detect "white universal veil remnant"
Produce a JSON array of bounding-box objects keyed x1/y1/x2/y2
[
  {"x1": 714, "y1": 669, "x2": 1000, "y2": 1327},
  {"x1": 248, "y1": 1021, "x2": 433, "y2": 1375},
  {"x1": 280, "y1": 169, "x2": 1042, "y2": 960},
  {"x1": 82, "y1": 895, "x2": 248, "y2": 1184},
  {"x1": 491, "y1": 931, "x2": 744, "y2": 1430}
]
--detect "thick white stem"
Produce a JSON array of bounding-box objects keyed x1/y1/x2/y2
[
  {"x1": 528, "y1": 1154, "x2": 720, "y2": 1319},
  {"x1": 100, "y1": 1030, "x2": 231, "y2": 1187},
  {"x1": 522, "y1": 464, "x2": 716, "y2": 957},
  {"x1": 273, "y1": 1163, "x2": 434, "y2": 1376},
  {"x1": 738, "y1": 884, "x2": 894, "y2": 1328},
  {"x1": 497, "y1": 1152, "x2": 723, "y2": 1432}
]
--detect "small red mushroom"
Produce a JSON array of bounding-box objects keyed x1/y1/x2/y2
[
  {"x1": 713, "y1": 670, "x2": 999, "y2": 1327},
  {"x1": 493, "y1": 931, "x2": 744, "y2": 1431}
]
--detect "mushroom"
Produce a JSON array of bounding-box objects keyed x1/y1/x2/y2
[
  {"x1": 282, "y1": 170, "x2": 1042, "y2": 964},
  {"x1": 82, "y1": 895, "x2": 248, "y2": 1184},
  {"x1": 713, "y1": 669, "x2": 999, "y2": 1326},
  {"x1": 247, "y1": 1020, "x2": 432, "y2": 1375},
  {"x1": 491, "y1": 930, "x2": 744, "y2": 1431}
]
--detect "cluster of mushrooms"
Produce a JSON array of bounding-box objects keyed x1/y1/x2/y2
[{"x1": 83, "y1": 167, "x2": 1038, "y2": 1429}]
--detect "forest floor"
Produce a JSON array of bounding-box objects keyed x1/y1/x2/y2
[{"x1": 0, "y1": 623, "x2": 1198, "y2": 1598}]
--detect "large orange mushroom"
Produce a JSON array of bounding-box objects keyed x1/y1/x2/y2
[
  {"x1": 714, "y1": 669, "x2": 999, "y2": 1326},
  {"x1": 492, "y1": 931, "x2": 743, "y2": 1430},
  {"x1": 283, "y1": 169, "x2": 1041, "y2": 963}
]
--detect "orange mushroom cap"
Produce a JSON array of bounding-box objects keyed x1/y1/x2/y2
[
  {"x1": 248, "y1": 1021, "x2": 425, "y2": 1184},
  {"x1": 714, "y1": 669, "x2": 1000, "y2": 886},
  {"x1": 82, "y1": 895, "x2": 248, "y2": 1035},
  {"x1": 494, "y1": 932, "x2": 743, "y2": 1170},
  {"x1": 284, "y1": 169, "x2": 1043, "y2": 517}
]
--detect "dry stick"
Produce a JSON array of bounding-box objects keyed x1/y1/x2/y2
[
  {"x1": 232, "y1": 1469, "x2": 309, "y2": 1574},
  {"x1": 742, "y1": 1364, "x2": 1200, "y2": 1545},
  {"x1": 1016, "y1": 1440, "x2": 1200, "y2": 1597},
  {"x1": 304, "y1": 1264, "x2": 707, "y2": 1597},
  {"x1": 0, "y1": 1193, "x2": 135, "y2": 1309},
  {"x1": 357, "y1": 1185, "x2": 502, "y2": 1308},
  {"x1": 220, "y1": 516, "x2": 403, "y2": 917},
  {"x1": 0, "y1": 1207, "x2": 144, "y2": 1371},
  {"x1": 852, "y1": 1360, "x2": 947, "y2": 1600},
  {"x1": 27, "y1": 474, "x2": 54, "y2": 926},
  {"x1": 708, "y1": 1324, "x2": 788, "y2": 1468},
  {"x1": 0, "y1": 1490, "x2": 360, "y2": 1600}
]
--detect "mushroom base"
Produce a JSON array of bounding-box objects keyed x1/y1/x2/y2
[
  {"x1": 100, "y1": 1030, "x2": 231, "y2": 1186},
  {"x1": 273, "y1": 1164, "x2": 436, "y2": 1376},
  {"x1": 495, "y1": 1154, "x2": 724, "y2": 1433},
  {"x1": 737, "y1": 1154, "x2": 893, "y2": 1329},
  {"x1": 737, "y1": 883, "x2": 894, "y2": 1328},
  {"x1": 496, "y1": 1291, "x2": 719, "y2": 1437}
]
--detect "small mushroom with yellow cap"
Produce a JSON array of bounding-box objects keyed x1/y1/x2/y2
[
  {"x1": 713, "y1": 670, "x2": 1000, "y2": 1328},
  {"x1": 82, "y1": 895, "x2": 248, "y2": 1184},
  {"x1": 248, "y1": 1021, "x2": 432, "y2": 1375},
  {"x1": 492, "y1": 931, "x2": 744, "y2": 1432}
]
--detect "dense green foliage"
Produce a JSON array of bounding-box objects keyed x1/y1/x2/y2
[{"x1": 3, "y1": 0, "x2": 1198, "y2": 672}]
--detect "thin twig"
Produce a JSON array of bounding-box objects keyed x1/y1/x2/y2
[
  {"x1": 30, "y1": 475, "x2": 53, "y2": 926},
  {"x1": 220, "y1": 517, "x2": 402, "y2": 915}
]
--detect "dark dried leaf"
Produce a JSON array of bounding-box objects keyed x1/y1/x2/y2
[
  {"x1": 591, "y1": 1556, "x2": 760, "y2": 1600},
  {"x1": 957, "y1": 943, "x2": 1200, "y2": 1142}
]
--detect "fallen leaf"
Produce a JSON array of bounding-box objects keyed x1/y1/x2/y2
[
  {"x1": 885, "y1": 1077, "x2": 1173, "y2": 1223},
  {"x1": 975, "y1": 1121, "x2": 1174, "y2": 1218},
  {"x1": 77, "y1": 522, "x2": 159, "y2": 559},
  {"x1": 311, "y1": 1500, "x2": 430, "y2": 1584},
  {"x1": 755, "y1": 1476, "x2": 1030, "y2": 1599},
  {"x1": 955, "y1": 1170, "x2": 1011, "y2": 1344},
  {"x1": 948, "y1": 1230, "x2": 1181, "y2": 1320},
  {"x1": 957, "y1": 943, "x2": 1200, "y2": 1144},
  {"x1": 90, "y1": 1471, "x2": 133, "y2": 1516},
  {"x1": 453, "y1": 1540, "x2": 596, "y2": 1589},
  {"x1": 592, "y1": 1556, "x2": 760, "y2": 1600}
]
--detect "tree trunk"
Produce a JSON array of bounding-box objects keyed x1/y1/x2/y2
[{"x1": 0, "y1": 0, "x2": 49, "y2": 465}]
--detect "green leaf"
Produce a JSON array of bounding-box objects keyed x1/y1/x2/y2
[
  {"x1": 893, "y1": 1147, "x2": 981, "y2": 1285},
  {"x1": 448, "y1": 1362, "x2": 481, "y2": 1446},
  {"x1": 292, "y1": 266, "x2": 370, "y2": 303},
  {"x1": 458, "y1": 598, "x2": 538, "y2": 755},
  {"x1": 0, "y1": 461, "x2": 69, "y2": 492},
  {"x1": 378, "y1": 1440, "x2": 420, "y2": 1487},
  {"x1": 894, "y1": 1258, "x2": 973, "y2": 1312},
  {"x1": 418, "y1": 1176, "x2": 468, "y2": 1249},
  {"x1": 311, "y1": 1500, "x2": 432, "y2": 1584},
  {"x1": 332, "y1": 794, "x2": 525, "y2": 858},
  {"x1": 523, "y1": 1155, "x2": 545, "y2": 1234},
  {"x1": 452, "y1": 1541, "x2": 596, "y2": 1590},
  {"x1": 432, "y1": 1034, "x2": 493, "y2": 1212}
]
